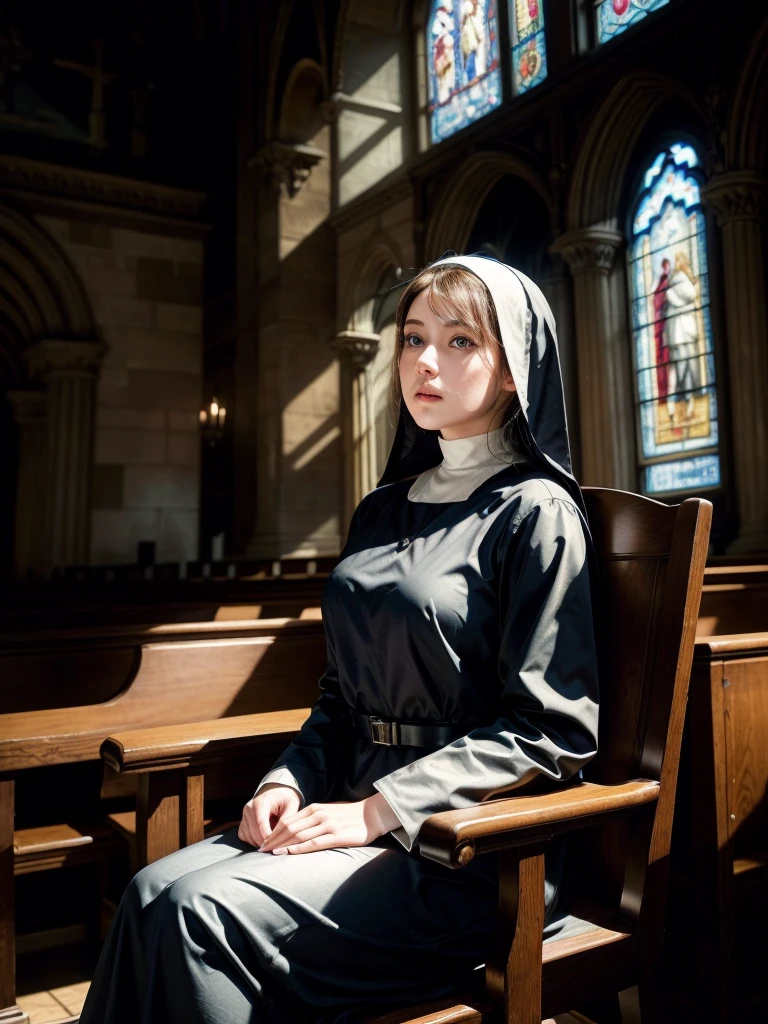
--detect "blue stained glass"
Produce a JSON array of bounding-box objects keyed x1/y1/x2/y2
[
  {"x1": 510, "y1": 0, "x2": 548, "y2": 94},
  {"x1": 629, "y1": 143, "x2": 721, "y2": 494},
  {"x1": 428, "y1": 0, "x2": 502, "y2": 144},
  {"x1": 645, "y1": 456, "x2": 721, "y2": 495},
  {"x1": 597, "y1": 0, "x2": 671, "y2": 45}
]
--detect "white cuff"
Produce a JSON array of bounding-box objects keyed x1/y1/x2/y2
[{"x1": 254, "y1": 768, "x2": 305, "y2": 807}]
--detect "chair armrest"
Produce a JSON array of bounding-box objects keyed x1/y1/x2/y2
[
  {"x1": 100, "y1": 709, "x2": 311, "y2": 774},
  {"x1": 417, "y1": 779, "x2": 660, "y2": 868}
]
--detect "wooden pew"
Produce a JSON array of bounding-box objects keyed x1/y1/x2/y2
[
  {"x1": 0, "y1": 617, "x2": 326, "y2": 1024},
  {"x1": 697, "y1": 565, "x2": 768, "y2": 636},
  {"x1": 0, "y1": 573, "x2": 329, "y2": 632},
  {"x1": 0, "y1": 612, "x2": 321, "y2": 714},
  {"x1": 671, "y1": 633, "x2": 768, "y2": 1022}
]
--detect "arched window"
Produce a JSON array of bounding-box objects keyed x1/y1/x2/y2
[
  {"x1": 427, "y1": 0, "x2": 502, "y2": 143},
  {"x1": 596, "y1": 0, "x2": 670, "y2": 45},
  {"x1": 629, "y1": 143, "x2": 721, "y2": 495},
  {"x1": 426, "y1": 0, "x2": 548, "y2": 145},
  {"x1": 511, "y1": 0, "x2": 547, "y2": 94}
]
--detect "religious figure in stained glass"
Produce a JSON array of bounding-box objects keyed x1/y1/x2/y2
[
  {"x1": 510, "y1": 0, "x2": 547, "y2": 94},
  {"x1": 597, "y1": 0, "x2": 671, "y2": 45},
  {"x1": 428, "y1": 0, "x2": 501, "y2": 144},
  {"x1": 630, "y1": 143, "x2": 721, "y2": 494},
  {"x1": 461, "y1": 1, "x2": 487, "y2": 83}
]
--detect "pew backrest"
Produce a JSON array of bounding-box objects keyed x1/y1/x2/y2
[
  {"x1": 0, "y1": 618, "x2": 328, "y2": 773},
  {"x1": 0, "y1": 614, "x2": 321, "y2": 714}
]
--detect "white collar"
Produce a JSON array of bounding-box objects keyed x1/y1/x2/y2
[{"x1": 407, "y1": 426, "x2": 524, "y2": 503}]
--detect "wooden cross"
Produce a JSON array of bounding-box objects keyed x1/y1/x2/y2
[{"x1": 54, "y1": 38, "x2": 116, "y2": 149}]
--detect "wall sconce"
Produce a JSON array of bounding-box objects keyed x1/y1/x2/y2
[{"x1": 200, "y1": 397, "x2": 227, "y2": 445}]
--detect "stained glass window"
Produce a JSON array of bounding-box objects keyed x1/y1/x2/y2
[
  {"x1": 596, "y1": 0, "x2": 671, "y2": 45},
  {"x1": 427, "y1": 0, "x2": 501, "y2": 144},
  {"x1": 510, "y1": 0, "x2": 547, "y2": 94},
  {"x1": 629, "y1": 143, "x2": 721, "y2": 495}
]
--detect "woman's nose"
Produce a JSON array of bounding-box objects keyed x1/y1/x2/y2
[{"x1": 415, "y1": 347, "x2": 439, "y2": 375}]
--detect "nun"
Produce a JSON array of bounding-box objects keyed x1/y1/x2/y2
[{"x1": 79, "y1": 254, "x2": 599, "y2": 1024}]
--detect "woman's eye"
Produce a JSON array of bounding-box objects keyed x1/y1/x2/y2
[
  {"x1": 405, "y1": 334, "x2": 422, "y2": 347},
  {"x1": 451, "y1": 336, "x2": 476, "y2": 350}
]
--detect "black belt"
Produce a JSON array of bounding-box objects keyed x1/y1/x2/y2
[{"x1": 349, "y1": 708, "x2": 468, "y2": 749}]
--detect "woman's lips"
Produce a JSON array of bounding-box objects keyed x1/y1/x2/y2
[{"x1": 415, "y1": 392, "x2": 442, "y2": 402}]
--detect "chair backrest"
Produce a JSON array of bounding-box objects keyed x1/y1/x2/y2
[{"x1": 580, "y1": 488, "x2": 711, "y2": 920}]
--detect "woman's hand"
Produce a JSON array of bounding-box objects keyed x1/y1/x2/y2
[
  {"x1": 238, "y1": 783, "x2": 302, "y2": 847},
  {"x1": 257, "y1": 793, "x2": 401, "y2": 855}
]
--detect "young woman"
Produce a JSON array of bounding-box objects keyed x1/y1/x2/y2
[{"x1": 80, "y1": 253, "x2": 599, "y2": 1024}]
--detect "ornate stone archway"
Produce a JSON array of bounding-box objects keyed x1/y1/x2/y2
[
  {"x1": 0, "y1": 202, "x2": 101, "y2": 574},
  {"x1": 555, "y1": 73, "x2": 707, "y2": 491},
  {"x1": 424, "y1": 149, "x2": 555, "y2": 261}
]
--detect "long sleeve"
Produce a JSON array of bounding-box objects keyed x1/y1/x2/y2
[
  {"x1": 374, "y1": 496, "x2": 599, "y2": 851},
  {"x1": 255, "y1": 646, "x2": 351, "y2": 806},
  {"x1": 254, "y1": 498, "x2": 370, "y2": 806}
]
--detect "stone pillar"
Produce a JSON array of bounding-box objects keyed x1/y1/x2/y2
[
  {"x1": 550, "y1": 226, "x2": 635, "y2": 490},
  {"x1": 26, "y1": 340, "x2": 102, "y2": 570},
  {"x1": 330, "y1": 331, "x2": 380, "y2": 529},
  {"x1": 703, "y1": 171, "x2": 768, "y2": 553},
  {"x1": 6, "y1": 390, "x2": 47, "y2": 578}
]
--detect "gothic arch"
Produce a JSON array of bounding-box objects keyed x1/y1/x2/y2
[
  {"x1": 424, "y1": 150, "x2": 555, "y2": 261},
  {"x1": 566, "y1": 72, "x2": 707, "y2": 230},
  {"x1": 279, "y1": 59, "x2": 327, "y2": 142},
  {"x1": 727, "y1": 14, "x2": 768, "y2": 171},
  {"x1": 331, "y1": 0, "x2": 404, "y2": 93},
  {"x1": 265, "y1": 2, "x2": 329, "y2": 141},
  {"x1": 0, "y1": 203, "x2": 94, "y2": 387},
  {"x1": 344, "y1": 237, "x2": 404, "y2": 333}
]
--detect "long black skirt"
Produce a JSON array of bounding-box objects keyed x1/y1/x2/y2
[{"x1": 77, "y1": 826, "x2": 510, "y2": 1023}]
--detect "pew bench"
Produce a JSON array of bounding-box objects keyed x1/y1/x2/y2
[
  {"x1": 681, "y1": 632, "x2": 768, "y2": 1021},
  {"x1": 1, "y1": 573, "x2": 330, "y2": 632},
  {"x1": 0, "y1": 618, "x2": 326, "y2": 1024},
  {"x1": 697, "y1": 565, "x2": 768, "y2": 637}
]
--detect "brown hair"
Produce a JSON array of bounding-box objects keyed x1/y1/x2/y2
[{"x1": 389, "y1": 263, "x2": 517, "y2": 426}]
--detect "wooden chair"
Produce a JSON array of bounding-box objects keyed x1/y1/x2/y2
[{"x1": 101, "y1": 488, "x2": 712, "y2": 1024}]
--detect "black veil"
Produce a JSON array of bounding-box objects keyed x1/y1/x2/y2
[{"x1": 375, "y1": 253, "x2": 586, "y2": 517}]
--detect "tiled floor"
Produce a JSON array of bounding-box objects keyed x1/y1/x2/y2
[
  {"x1": 17, "y1": 984, "x2": 87, "y2": 1023},
  {"x1": 16, "y1": 942, "x2": 97, "y2": 1024}
]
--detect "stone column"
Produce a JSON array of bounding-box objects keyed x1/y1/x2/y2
[
  {"x1": 26, "y1": 340, "x2": 102, "y2": 571},
  {"x1": 6, "y1": 390, "x2": 47, "y2": 578},
  {"x1": 703, "y1": 171, "x2": 768, "y2": 553},
  {"x1": 550, "y1": 226, "x2": 636, "y2": 490},
  {"x1": 330, "y1": 331, "x2": 380, "y2": 529}
]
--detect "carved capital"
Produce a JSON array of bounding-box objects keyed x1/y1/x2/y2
[
  {"x1": 550, "y1": 227, "x2": 625, "y2": 276},
  {"x1": 26, "y1": 339, "x2": 103, "y2": 380},
  {"x1": 329, "y1": 331, "x2": 380, "y2": 368},
  {"x1": 248, "y1": 140, "x2": 326, "y2": 199},
  {"x1": 6, "y1": 389, "x2": 46, "y2": 426},
  {"x1": 702, "y1": 171, "x2": 768, "y2": 225}
]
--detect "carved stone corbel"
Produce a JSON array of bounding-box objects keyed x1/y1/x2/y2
[{"x1": 248, "y1": 140, "x2": 326, "y2": 199}]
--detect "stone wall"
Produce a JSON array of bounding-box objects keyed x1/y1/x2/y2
[{"x1": 36, "y1": 216, "x2": 204, "y2": 565}]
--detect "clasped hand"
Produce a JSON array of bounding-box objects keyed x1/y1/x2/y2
[{"x1": 238, "y1": 783, "x2": 401, "y2": 855}]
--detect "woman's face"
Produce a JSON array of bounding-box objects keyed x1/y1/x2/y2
[{"x1": 399, "y1": 289, "x2": 516, "y2": 440}]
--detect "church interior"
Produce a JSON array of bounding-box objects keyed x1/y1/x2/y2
[{"x1": 1, "y1": 0, "x2": 767, "y2": 1021}]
